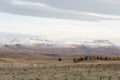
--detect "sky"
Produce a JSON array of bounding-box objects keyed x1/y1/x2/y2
[{"x1": 0, "y1": 0, "x2": 120, "y2": 44}]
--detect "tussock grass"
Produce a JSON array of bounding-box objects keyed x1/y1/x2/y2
[{"x1": 0, "y1": 61, "x2": 120, "y2": 80}]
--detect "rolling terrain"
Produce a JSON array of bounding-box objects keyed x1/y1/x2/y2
[
  {"x1": 0, "y1": 33, "x2": 120, "y2": 62},
  {"x1": 0, "y1": 33, "x2": 120, "y2": 80}
]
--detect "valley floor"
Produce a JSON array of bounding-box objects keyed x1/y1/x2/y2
[{"x1": 0, "y1": 61, "x2": 120, "y2": 80}]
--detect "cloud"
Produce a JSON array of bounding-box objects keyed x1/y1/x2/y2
[
  {"x1": 26, "y1": 0, "x2": 120, "y2": 15},
  {"x1": 12, "y1": 0, "x2": 48, "y2": 7},
  {"x1": 0, "y1": 0, "x2": 119, "y2": 21}
]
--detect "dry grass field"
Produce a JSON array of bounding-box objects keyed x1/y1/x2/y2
[{"x1": 0, "y1": 61, "x2": 120, "y2": 80}]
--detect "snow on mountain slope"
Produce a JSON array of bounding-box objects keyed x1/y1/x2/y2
[
  {"x1": 82, "y1": 40, "x2": 114, "y2": 47},
  {"x1": 65, "y1": 40, "x2": 115, "y2": 48},
  {"x1": 0, "y1": 32, "x2": 67, "y2": 47},
  {"x1": 0, "y1": 32, "x2": 118, "y2": 48}
]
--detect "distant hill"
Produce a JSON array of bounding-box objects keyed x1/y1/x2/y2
[{"x1": 0, "y1": 32, "x2": 120, "y2": 60}]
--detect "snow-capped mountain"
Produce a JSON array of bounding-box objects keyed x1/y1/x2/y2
[
  {"x1": 0, "y1": 32, "x2": 118, "y2": 48},
  {"x1": 1, "y1": 32, "x2": 120, "y2": 57},
  {"x1": 0, "y1": 33, "x2": 65, "y2": 47},
  {"x1": 65, "y1": 40, "x2": 115, "y2": 48}
]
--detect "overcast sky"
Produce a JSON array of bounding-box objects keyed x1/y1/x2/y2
[{"x1": 0, "y1": 0, "x2": 120, "y2": 43}]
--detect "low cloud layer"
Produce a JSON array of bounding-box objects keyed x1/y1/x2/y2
[{"x1": 0, "y1": 0, "x2": 120, "y2": 21}]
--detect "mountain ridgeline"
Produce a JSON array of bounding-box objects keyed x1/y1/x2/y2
[{"x1": 0, "y1": 33, "x2": 120, "y2": 59}]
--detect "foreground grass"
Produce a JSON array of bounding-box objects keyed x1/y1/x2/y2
[{"x1": 0, "y1": 61, "x2": 120, "y2": 80}]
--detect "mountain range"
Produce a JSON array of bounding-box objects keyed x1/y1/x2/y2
[
  {"x1": 0, "y1": 32, "x2": 116, "y2": 47},
  {"x1": 0, "y1": 32, "x2": 120, "y2": 60}
]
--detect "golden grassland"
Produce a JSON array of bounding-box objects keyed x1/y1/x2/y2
[{"x1": 0, "y1": 60, "x2": 120, "y2": 80}]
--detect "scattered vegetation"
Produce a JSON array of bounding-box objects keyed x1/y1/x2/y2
[
  {"x1": 73, "y1": 56, "x2": 120, "y2": 63},
  {"x1": 0, "y1": 61, "x2": 120, "y2": 80}
]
